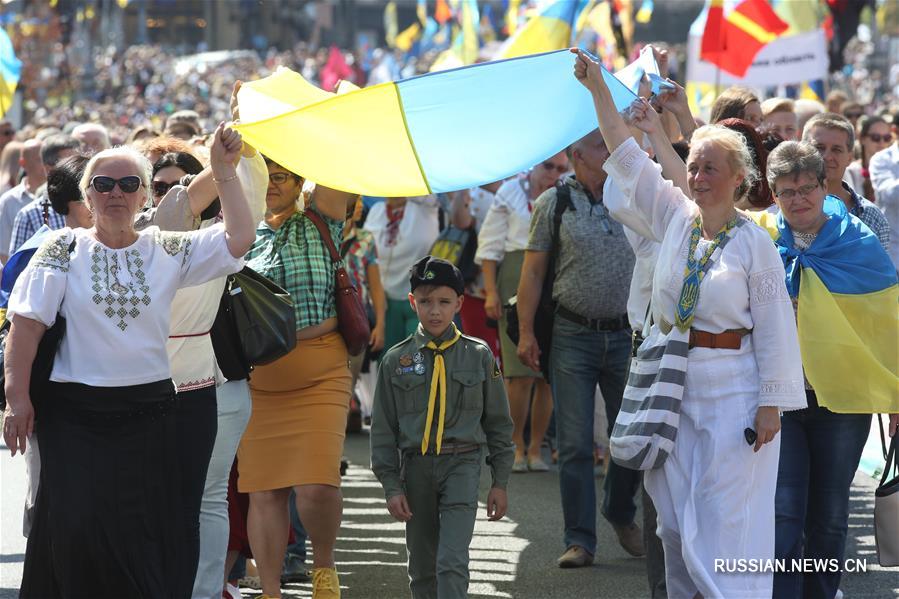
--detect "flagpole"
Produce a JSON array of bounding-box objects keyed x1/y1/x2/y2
[{"x1": 714, "y1": 64, "x2": 721, "y2": 100}]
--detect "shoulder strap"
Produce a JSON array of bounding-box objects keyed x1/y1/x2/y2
[
  {"x1": 304, "y1": 209, "x2": 340, "y2": 264},
  {"x1": 882, "y1": 426, "x2": 898, "y2": 488},
  {"x1": 548, "y1": 181, "x2": 572, "y2": 270}
]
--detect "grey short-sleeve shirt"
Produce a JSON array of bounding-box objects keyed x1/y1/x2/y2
[{"x1": 528, "y1": 176, "x2": 635, "y2": 319}]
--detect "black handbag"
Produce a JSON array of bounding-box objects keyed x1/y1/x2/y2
[
  {"x1": 209, "y1": 281, "x2": 252, "y2": 381},
  {"x1": 504, "y1": 182, "x2": 572, "y2": 381},
  {"x1": 218, "y1": 266, "x2": 297, "y2": 368},
  {"x1": 0, "y1": 238, "x2": 75, "y2": 412},
  {"x1": 0, "y1": 315, "x2": 66, "y2": 413}
]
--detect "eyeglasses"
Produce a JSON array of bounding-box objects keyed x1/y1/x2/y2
[
  {"x1": 541, "y1": 162, "x2": 568, "y2": 174},
  {"x1": 844, "y1": 112, "x2": 863, "y2": 119},
  {"x1": 0, "y1": 129, "x2": 14, "y2": 137},
  {"x1": 90, "y1": 175, "x2": 143, "y2": 194},
  {"x1": 866, "y1": 133, "x2": 893, "y2": 143},
  {"x1": 268, "y1": 172, "x2": 297, "y2": 185},
  {"x1": 152, "y1": 180, "x2": 176, "y2": 197},
  {"x1": 775, "y1": 182, "x2": 819, "y2": 201}
]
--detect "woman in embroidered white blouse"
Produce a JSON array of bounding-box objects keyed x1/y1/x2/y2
[
  {"x1": 573, "y1": 50, "x2": 806, "y2": 598},
  {"x1": 2, "y1": 123, "x2": 254, "y2": 598}
]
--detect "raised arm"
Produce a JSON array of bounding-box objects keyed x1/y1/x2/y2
[
  {"x1": 628, "y1": 98, "x2": 690, "y2": 196},
  {"x1": 311, "y1": 184, "x2": 357, "y2": 223},
  {"x1": 655, "y1": 80, "x2": 696, "y2": 143},
  {"x1": 210, "y1": 123, "x2": 255, "y2": 258},
  {"x1": 572, "y1": 48, "x2": 633, "y2": 154}
]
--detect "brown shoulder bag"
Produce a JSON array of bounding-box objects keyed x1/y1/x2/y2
[{"x1": 305, "y1": 209, "x2": 371, "y2": 356}]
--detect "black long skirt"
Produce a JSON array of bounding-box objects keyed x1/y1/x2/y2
[{"x1": 20, "y1": 380, "x2": 183, "y2": 599}]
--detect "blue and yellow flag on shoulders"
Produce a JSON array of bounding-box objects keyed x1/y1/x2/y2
[
  {"x1": 0, "y1": 27, "x2": 21, "y2": 118},
  {"x1": 752, "y1": 198, "x2": 898, "y2": 413}
]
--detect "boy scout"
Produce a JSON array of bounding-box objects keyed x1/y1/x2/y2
[{"x1": 370, "y1": 255, "x2": 514, "y2": 599}]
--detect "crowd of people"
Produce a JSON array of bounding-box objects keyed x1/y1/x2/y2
[{"x1": 0, "y1": 38, "x2": 897, "y2": 599}]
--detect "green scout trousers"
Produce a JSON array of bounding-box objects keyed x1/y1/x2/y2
[{"x1": 403, "y1": 451, "x2": 482, "y2": 599}]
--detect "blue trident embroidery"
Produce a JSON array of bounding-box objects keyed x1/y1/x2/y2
[{"x1": 674, "y1": 216, "x2": 739, "y2": 332}]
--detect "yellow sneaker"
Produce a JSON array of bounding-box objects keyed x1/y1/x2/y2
[{"x1": 311, "y1": 567, "x2": 341, "y2": 599}]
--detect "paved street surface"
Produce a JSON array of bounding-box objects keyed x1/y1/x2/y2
[{"x1": 2, "y1": 430, "x2": 897, "y2": 598}]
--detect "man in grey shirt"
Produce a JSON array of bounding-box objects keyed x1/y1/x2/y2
[{"x1": 516, "y1": 128, "x2": 643, "y2": 568}]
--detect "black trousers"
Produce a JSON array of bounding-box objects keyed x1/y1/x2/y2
[
  {"x1": 174, "y1": 386, "x2": 218, "y2": 598},
  {"x1": 22, "y1": 380, "x2": 182, "y2": 598}
]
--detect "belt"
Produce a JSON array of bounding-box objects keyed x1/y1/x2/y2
[
  {"x1": 168, "y1": 330, "x2": 210, "y2": 339},
  {"x1": 688, "y1": 328, "x2": 750, "y2": 350},
  {"x1": 413, "y1": 442, "x2": 481, "y2": 456},
  {"x1": 557, "y1": 306, "x2": 629, "y2": 332}
]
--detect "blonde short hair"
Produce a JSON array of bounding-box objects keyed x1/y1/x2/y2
[
  {"x1": 690, "y1": 125, "x2": 759, "y2": 199},
  {"x1": 80, "y1": 146, "x2": 153, "y2": 207},
  {"x1": 761, "y1": 97, "x2": 795, "y2": 118}
]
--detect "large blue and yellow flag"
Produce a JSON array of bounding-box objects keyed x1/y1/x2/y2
[
  {"x1": 753, "y1": 198, "x2": 898, "y2": 413},
  {"x1": 498, "y1": 0, "x2": 588, "y2": 59},
  {"x1": 0, "y1": 27, "x2": 21, "y2": 118},
  {"x1": 235, "y1": 50, "x2": 636, "y2": 197}
]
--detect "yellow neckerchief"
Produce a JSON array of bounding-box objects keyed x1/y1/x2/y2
[{"x1": 421, "y1": 324, "x2": 462, "y2": 455}]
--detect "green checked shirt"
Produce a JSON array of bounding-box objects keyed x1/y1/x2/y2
[{"x1": 245, "y1": 207, "x2": 343, "y2": 331}]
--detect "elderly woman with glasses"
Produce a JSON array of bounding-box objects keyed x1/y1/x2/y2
[
  {"x1": 3, "y1": 124, "x2": 255, "y2": 598},
  {"x1": 761, "y1": 141, "x2": 899, "y2": 599},
  {"x1": 573, "y1": 49, "x2": 805, "y2": 598}
]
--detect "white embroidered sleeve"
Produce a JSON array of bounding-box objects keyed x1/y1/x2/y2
[
  {"x1": 747, "y1": 234, "x2": 807, "y2": 411},
  {"x1": 172, "y1": 225, "x2": 244, "y2": 288},
  {"x1": 603, "y1": 137, "x2": 693, "y2": 243},
  {"x1": 7, "y1": 229, "x2": 73, "y2": 327}
]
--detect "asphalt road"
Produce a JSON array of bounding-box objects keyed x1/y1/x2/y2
[{"x1": 2, "y1": 430, "x2": 897, "y2": 599}]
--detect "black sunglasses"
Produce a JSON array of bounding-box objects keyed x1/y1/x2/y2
[
  {"x1": 0, "y1": 129, "x2": 13, "y2": 136},
  {"x1": 90, "y1": 175, "x2": 143, "y2": 194},
  {"x1": 152, "y1": 180, "x2": 176, "y2": 197}
]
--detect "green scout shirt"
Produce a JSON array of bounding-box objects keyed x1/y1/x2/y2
[{"x1": 370, "y1": 324, "x2": 514, "y2": 500}]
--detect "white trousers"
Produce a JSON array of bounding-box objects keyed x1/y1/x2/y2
[
  {"x1": 644, "y1": 348, "x2": 780, "y2": 599},
  {"x1": 191, "y1": 379, "x2": 252, "y2": 599}
]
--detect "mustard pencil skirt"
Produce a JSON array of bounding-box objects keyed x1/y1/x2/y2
[{"x1": 238, "y1": 332, "x2": 351, "y2": 492}]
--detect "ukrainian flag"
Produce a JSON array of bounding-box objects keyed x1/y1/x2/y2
[
  {"x1": 234, "y1": 50, "x2": 636, "y2": 197},
  {"x1": 498, "y1": 0, "x2": 588, "y2": 59},
  {"x1": 753, "y1": 198, "x2": 898, "y2": 413},
  {"x1": 0, "y1": 27, "x2": 21, "y2": 118}
]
